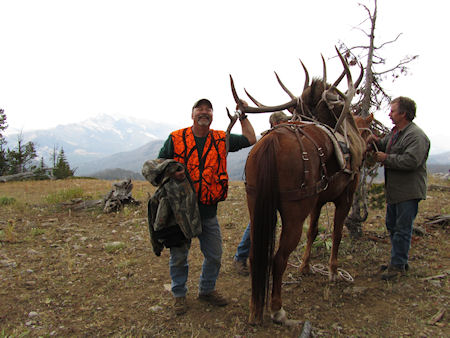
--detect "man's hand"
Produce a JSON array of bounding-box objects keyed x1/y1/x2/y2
[
  {"x1": 375, "y1": 151, "x2": 388, "y2": 163},
  {"x1": 172, "y1": 167, "x2": 186, "y2": 181}
]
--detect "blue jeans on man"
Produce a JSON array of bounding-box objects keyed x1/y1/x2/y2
[
  {"x1": 169, "y1": 216, "x2": 222, "y2": 298},
  {"x1": 234, "y1": 222, "x2": 251, "y2": 263},
  {"x1": 385, "y1": 199, "x2": 419, "y2": 268}
]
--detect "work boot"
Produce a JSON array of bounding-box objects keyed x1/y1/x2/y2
[
  {"x1": 380, "y1": 263, "x2": 409, "y2": 272},
  {"x1": 233, "y1": 259, "x2": 249, "y2": 276},
  {"x1": 173, "y1": 296, "x2": 187, "y2": 315},
  {"x1": 381, "y1": 265, "x2": 407, "y2": 281},
  {"x1": 198, "y1": 290, "x2": 228, "y2": 306}
]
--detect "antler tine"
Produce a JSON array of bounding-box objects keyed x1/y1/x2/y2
[
  {"x1": 299, "y1": 59, "x2": 310, "y2": 90},
  {"x1": 225, "y1": 107, "x2": 239, "y2": 155},
  {"x1": 333, "y1": 47, "x2": 355, "y2": 132},
  {"x1": 229, "y1": 74, "x2": 246, "y2": 113},
  {"x1": 244, "y1": 88, "x2": 266, "y2": 108},
  {"x1": 321, "y1": 54, "x2": 327, "y2": 92},
  {"x1": 274, "y1": 71, "x2": 296, "y2": 99},
  {"x1": 354, "y1": 62, "x2": 364, "y2": 89},
  {"x1": 332, "y1": 70, "x2": 346, "y2": 88}
]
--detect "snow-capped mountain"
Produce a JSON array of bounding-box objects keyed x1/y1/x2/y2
[{"x1": 5, "y1": 114, "x2": 175, "y2": 168}]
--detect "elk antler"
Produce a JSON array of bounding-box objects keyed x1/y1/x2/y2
[
  {"x1": 229, "y1": 75, "x2": 297, "y2": 114},
  {"x1": 333, "y1": 47, "x2": 355, "y2": 133},
  {"x1": 225, "y1": 107, "x2": 239, "y2": 155}
]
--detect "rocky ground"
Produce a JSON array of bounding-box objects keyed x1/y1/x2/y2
[{"x1": 0, "y1": 177, "x2": 448, "y2": 337}]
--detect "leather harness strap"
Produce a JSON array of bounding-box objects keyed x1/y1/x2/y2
[{"x1": 246, "y1": 123, "x2": 351, "y2": 201}]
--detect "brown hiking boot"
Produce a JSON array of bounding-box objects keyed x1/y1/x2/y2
[
  {"x1": 233, "y1": 259, "x2": 249, "y2": 276},
  {"x1": 173, "y1": 296, "x2": 187, "y2": 315},
  {"x1": 198, "y1": 290, "x2": 228, "y2": 306},
  {"x1": 381, "y1": 265, "x2": 407, "y2": 281}
]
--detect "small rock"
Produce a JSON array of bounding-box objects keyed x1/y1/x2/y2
[
  {"x1": 150, "y1": 305, "x2": 163, "y2": 312},
  {"x1": 28, "y1": 311, "x2": 39, "y2": 318},
  {"x1": 27, "y1": 249, "x2": 40, "y2": 255},
  {"x1": 163, "y1": 284, "x2": 171, "y2": 292},
  {"x1": 428, "y1": 280, "x2": 441, "y2": 287},
  {"x1": 0, "y1": 259, "x2": 17, "y2": 268}
]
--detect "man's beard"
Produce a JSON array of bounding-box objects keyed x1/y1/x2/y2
[{"x1": 197, "y1": 115, "x2": 211, "y2": 126}]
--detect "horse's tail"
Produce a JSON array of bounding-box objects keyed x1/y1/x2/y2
[{"x1": 249, "y1": 133, "x2": 279, "y2": 322}]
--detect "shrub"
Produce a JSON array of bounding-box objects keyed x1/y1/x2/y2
[
  {"x1": 45, "y1": 187, "x2": 85, "y2": 204},
  {"x1": 0, "y1": 196, "x2": 16, "y2": 206}
]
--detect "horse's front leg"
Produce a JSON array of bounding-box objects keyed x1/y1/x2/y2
[{"x1": 299, "y1": 203, "x2": 323, "y2": 274}]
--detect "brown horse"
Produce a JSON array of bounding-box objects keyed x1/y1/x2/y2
[{"x1": 231, "y1": 49, "x2": 374, "y2": 325}]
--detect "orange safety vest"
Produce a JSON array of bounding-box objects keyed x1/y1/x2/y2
[{"x1": 171, "y1": 127, "x2": 228, "y2": 205}]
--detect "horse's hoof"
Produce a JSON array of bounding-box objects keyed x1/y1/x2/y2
[
  {"x1": 329, "y1": 273, "x2": 339, "y2": 282},
  {"x1": 248, "y1": 314, "x2": 263, "y2": 326},
  {"x1": 271, "y1": 307, "x2": 301, "y2": 326},
  {"x1": 299, "y1": 265, "x2": 311, "y2": 275}
]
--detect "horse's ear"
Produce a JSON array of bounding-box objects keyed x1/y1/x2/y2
[{"x1": 367, "y1": 113, "x2": 374, "y2": 123}]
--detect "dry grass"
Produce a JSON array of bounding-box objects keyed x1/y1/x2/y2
[{"x1": 0, "y1": 177, "x2": 448, "y2": 337}]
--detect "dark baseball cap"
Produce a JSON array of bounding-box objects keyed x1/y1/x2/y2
[{"x1": 192, "y1": 98, "x2": 213, "y2": 110}]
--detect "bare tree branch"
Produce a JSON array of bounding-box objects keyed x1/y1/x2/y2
[
  {"x1": 374, "y1": 56, "x2": 419, "y2": 75},
  {"x1": 375, "y1": 33, "x2": 403, "y2": 49}
]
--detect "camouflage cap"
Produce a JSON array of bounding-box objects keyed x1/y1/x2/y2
[
  {"x1": 192, "y1": 98, "x2": 213, "y2": 111},
  {"x1": 269, "y1": 111, "x2": 290, "y2": 127}
]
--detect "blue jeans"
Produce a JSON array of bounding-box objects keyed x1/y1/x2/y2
[
  {"x1": 234, "y1": 222, "x2": 250, "y2": 262},
  {"x1": 386, "y1": 199, "x2": 419, "y2": 267},
  {"x1": 169, "y1": 216, "x2": 222, "y2": 297}
]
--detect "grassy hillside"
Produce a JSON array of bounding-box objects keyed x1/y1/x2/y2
[{"x1": 0, "y1": 176, "x2": 448, "y2": 336}]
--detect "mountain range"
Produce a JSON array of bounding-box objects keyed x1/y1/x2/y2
[
  {"x1": 5, "y1": 114, "x2": 252, "y2": 180},
  {"x1": 5, "y1": 114, "x2": 449, "y2": 181}
]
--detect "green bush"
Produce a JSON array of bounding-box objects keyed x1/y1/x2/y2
[
  {"x1": 368, "y1": 183, "x2": 385, "y2": 209},
  {"x1": 0, "y1": 196, "x2": 16, "y2": 206},
  {"x1": 45, "y1": 187, "x2": 85, "y2": 204}
]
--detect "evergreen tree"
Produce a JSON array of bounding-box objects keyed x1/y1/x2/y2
[
  {"x1": 52, "y1": 148, "x2": 74, "y2": 179},
  {"x1": 0, "y1": 109, "x2": 7, "y2": 175},
  {"x1": 5, "y1": 134, "x2": 37, "y2": 174},
  {"x1": 33, "y1": 156, "x2": 50, "y2": 180}
]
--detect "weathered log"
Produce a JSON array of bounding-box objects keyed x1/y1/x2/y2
[
  {"x1": 0, "y1": 169, "x2": 53, "y2": 183},
  {"x1": 428, "y1": 184, "x2": 450, "y2": 192},
  {"x1": 424, "y1": 214, "x2": 450, "y2": 227},
  {"x1": 0, "y1": 172, "x2": 37, "y2": 182},
  {"x1": 62, "y1": 198, "x2": 103, "y2": 211},
  {"x1": 103, "y1": 179, "x2": 140, "y2": 213}
]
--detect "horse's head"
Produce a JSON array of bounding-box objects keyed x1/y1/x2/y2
[{"x1": 354, "y1": 113, "x2": 374, "y2": 136}]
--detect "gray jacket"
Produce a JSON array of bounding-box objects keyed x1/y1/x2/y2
[{"x1": 377, "y1": 122, "x2": 430, "y2": 204}]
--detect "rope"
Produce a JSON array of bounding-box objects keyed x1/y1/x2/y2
[{"x1": 286, "y1": 259, "x2": 354, "y2": 283}]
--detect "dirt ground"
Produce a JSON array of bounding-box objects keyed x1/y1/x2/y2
[{"x1": 0, "y1": 178, "x2": 448, "y2": 337}]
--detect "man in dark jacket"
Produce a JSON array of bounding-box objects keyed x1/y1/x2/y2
[{"x1": 368, "y1": 96, "x2": 430, "y2": 280}]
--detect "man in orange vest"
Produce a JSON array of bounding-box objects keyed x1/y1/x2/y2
[{"x1": 158, "y1": 98, "x2": 256, "y2": 315}]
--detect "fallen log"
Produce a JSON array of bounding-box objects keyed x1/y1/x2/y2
[
  {"x1": 428, "y1": 184, "x2": 450, "y2": 192},
  {"x1": 0, "y1": 172, "x2": 37, "y2": 182}
]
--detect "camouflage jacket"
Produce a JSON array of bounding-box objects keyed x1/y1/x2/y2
[{"x1": 142, "y1": 159, "x2": 202, "y2": 256}]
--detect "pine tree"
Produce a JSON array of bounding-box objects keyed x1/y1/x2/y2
[
  {"x1": 5, "y1": 134, "x2": 37, "y2": 174},
  {"x1": 52, "y1": 148, "x2": 74, "y2": 179},
  {"x1": 0, "y1": 109, "x2": 7, "y2": 176}
]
